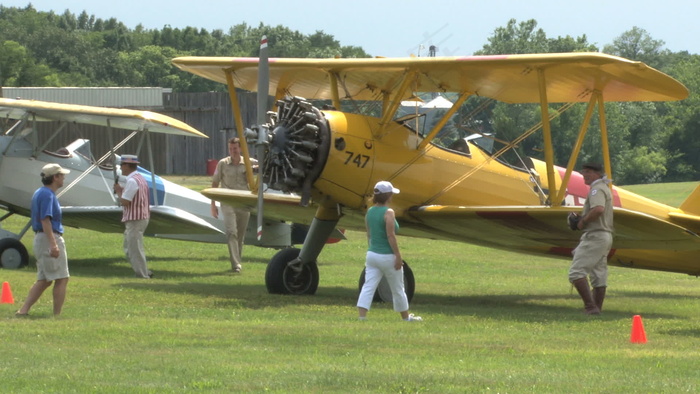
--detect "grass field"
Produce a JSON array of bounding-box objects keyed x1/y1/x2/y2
[{"x1": 2, "y1": 180, "x2": 700, "y2": 392}]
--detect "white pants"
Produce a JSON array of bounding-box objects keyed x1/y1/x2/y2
[
  {"x1": 357, "y1": 251, "x2": 409, "y2": 312},
  {"x1": 124, "y1": 219, "x2": 150, "y2": 278}
]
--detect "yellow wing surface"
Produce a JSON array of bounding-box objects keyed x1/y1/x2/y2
[
  {"x1": 172, "y1": 53, "x2": 688, "y2": 103},
  {"x1": 201, "y1": 188, "x2": 366, "y2": 230},
  {"x1": 0, "y1": 98, "x2": 206, "y2": 137},
  {"x1": 407, "y1": 206, "x2": 700, "y2": 251},
  {"x1": 203, "y1": 187, "x2": 700, "y2": 251}
]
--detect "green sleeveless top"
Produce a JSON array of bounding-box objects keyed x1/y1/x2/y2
[{"x1": 366, "y1": 205, "x2": 399, "y2": 254}]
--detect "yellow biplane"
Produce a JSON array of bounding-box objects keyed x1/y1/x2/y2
[{"x1": 173, "y1": 41, "x2": 698, "y2": 298}]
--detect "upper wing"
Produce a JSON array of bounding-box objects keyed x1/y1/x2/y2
[
  {"x1": 0, "y1": 98, "x2": 206, "y2": 137},
  {"x1": 406, "y1": 205, "x2": 700, "y2": 251},
  {"x1": 61, "y1": 205, "x2": 222, "y2": 235},
  {"x1": 172, "y1": 53, "x2": 688, "y2": 103}
]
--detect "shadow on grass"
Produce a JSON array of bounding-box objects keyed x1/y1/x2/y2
[
  {"x1": 413, "y1": 292, "x2": 680, "y2": 321},
  {"x1": 613, "y1": 290, "x2": 700, "y2": 300},
  {"x1": 661, "y1": 329, "x2": 700, "y2": 338},
  {"x1": 62, "y1": 255, "x2": 272, "y2": 280},
  {"x1": 112, "y1": 278, "x2": 680, "y2": 321}
]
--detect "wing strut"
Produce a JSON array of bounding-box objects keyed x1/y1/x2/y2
[
  {"x1": 417, "y1": 92, "x2": 471, "y2": 150},
  {"x1": 421, "y1": 101, "x2": 577, "y2": 205},
  {"x1": 226, "y1": 70, "x2": 257, "y2": 191},
  {"x1": 107, "y1": 119, "x2": 119, "y2": 204},
  {"x1": 58, "y1": 131, "x2": 138, "y2": 198},
  {"x1": 598, "y1": 91, "x2": 614, "y2": 184},
  {"x1": 553, "y1": 91, "x2": 614, "y2": 202},
  {"x1": 537, "y1": 69, "x2": 558, "y2": 206},
  {"x1": 552, "y1": 93, "x2": 598, "y2": 205},
  {"x1": 376, "y1": 70, "x2": 418, "y2": 139},
  {"x1": 145, "y1": 129, "x2": 159, "y2": 206},
  {"x1": 34, "y1": 122, "x2": 67, "y2": 157},
  {"x1": 328, "y1": 72, "x2": 341, "y2": 109},
  {"x1": 254, "y1": 35, "x2": 270, "y2": 240}
]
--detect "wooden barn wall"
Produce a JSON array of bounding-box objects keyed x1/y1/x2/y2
[
  {"x1": 161, "y1": 91, "x2": 257, "y2": 175},
  {"x1": 18, "y1": 91, "x2": 257, "y2": 175}
]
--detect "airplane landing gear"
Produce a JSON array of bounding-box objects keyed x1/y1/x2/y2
[
  {"x1": 265, "y1": 247, "x2": 319, "y2": 295},
  {"x1": 358, "y1": 261, "x2": 415, "y2": 303},
  {"x1": 0, "y1": 238, "x2": 29, "y2": 269}
]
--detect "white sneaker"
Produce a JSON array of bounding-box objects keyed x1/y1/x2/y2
[{"x1": 405, "y1": 313, "x2": 422, "y2": 322}]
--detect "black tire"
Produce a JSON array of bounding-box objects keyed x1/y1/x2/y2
[
  {"x1": 358, "y1": 261, "x2": 414, "y2": 303},
  {"x1": 0, "y1": 238, "x2": 29, "y2": 269},
  {"x1": 265, "y1": 247, "x2": 319, "y2": 295}
]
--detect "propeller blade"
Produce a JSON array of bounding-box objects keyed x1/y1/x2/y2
[{"x1": 255, "y1": 35, "x2": 269, "y2": 241}]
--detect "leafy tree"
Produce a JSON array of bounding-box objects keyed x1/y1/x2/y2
[
  {"x1": 603, "y1": 27, "x2": 669, "y2": 70},
  {"x1": 0, "y1": 40, "x2": 29, "y2": 85},
  {"x1": 477, "y1": 19, "x2": 549, "y2": 55}
]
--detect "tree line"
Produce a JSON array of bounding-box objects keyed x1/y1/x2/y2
[{"x1": 0, "y1": 6, "x2": 699, "y2": 184}]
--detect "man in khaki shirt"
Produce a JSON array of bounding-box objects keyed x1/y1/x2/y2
[
  {"x1": 211, "y1": 138, "x2": 257, "y2": 272},
  {"x1": 569, "y1": 163, "x2": 614, "y2": 315}
]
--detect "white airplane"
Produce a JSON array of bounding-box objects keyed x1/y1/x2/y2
[{"x1": 0, "y1": 98, "x2": 339, "y2": 269}]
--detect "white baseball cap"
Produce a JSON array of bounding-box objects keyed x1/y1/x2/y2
[{"x1": 374, "y1": 181, "x2": 400, "y2": 194}]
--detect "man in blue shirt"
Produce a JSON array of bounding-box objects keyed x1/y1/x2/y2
[{"x1": 16, "y1": 163, "x2": 71, "y2": 316}]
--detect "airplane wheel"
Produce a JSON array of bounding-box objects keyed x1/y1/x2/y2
[
  {"x1": 0, "y1": 238, "x2": 29, "y2": 269},
  {"x1": 358, "y1": 261, "x2": 414, "y2": 303},
  {"x1": 266, "y1": 248, "x2": 319, "y2": 295}
]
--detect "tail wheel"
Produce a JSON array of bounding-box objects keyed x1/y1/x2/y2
[
  {"x1": 0, "y1": 238, "x2": 29, "y2": 269},
  {"x1": 266, "y1": 247, "x2": 319, "y2": 295},
  {"x1": 358, "y1": 261, "x2": 415, "y2": 303}
]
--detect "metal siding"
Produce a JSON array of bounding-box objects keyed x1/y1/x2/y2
[{"x1": 1, "y1": 87, "x2": 167, "y2": 108}]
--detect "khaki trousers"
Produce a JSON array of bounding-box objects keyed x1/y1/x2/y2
[
  {"x1": 124, "y1": 219, "x2": 150, "y2": 278},
  {"x1": 568, "y1": 230, "x2": 613, "y2": 287},
  {"x1": 221, "y1": 205, "x2": 250, "y2": 270}
]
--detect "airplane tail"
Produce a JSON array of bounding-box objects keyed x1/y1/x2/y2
[{"x1": 679, "y1": 183, "x2": 700, "y2": 214}]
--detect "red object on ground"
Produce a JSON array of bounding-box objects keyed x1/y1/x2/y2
[
  {"x1": 1, "y1": 281, "x2": 14, "y2": 304},
  {"x1": 630, "y1": 315, "x2": 647, "y2": 344}
]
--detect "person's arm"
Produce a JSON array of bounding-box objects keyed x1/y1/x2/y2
[
  {"x1": 210, "y1": 180, "x2": 220, "y2": 218},
  {"x1": 365, "y1": 215, "x2": 370, "y2": 247},
  {"x1": 577, "y1": 206, "x2": 604, "y2": 229},
  {"x1": 384, "y1": 208, "x2": 402, "y2": 270},
  {"x1": 41, "y1": 217, "x2": 60, "y2": 258},
  {"x1": 116, "y1": 179, "x2": 134, "y2": 207},
  {"x1": 113, "y1": 182, "x2": 124, "y2": 205}
]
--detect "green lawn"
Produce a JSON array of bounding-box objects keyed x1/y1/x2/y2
[{"x1": 2, "y1": 181, "x2": 700, "y2": 392}]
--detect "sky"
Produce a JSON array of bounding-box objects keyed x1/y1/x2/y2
[{"x1": 3, "y1": 0, "x2": 699, "y2": 57}]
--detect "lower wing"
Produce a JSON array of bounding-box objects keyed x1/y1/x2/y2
[
  {"x1": 407, "y1": 205, "x2": 700, "y2": 251},
  {"x1": 61, "y1": 205, "x2": 222, "y2": 235}
]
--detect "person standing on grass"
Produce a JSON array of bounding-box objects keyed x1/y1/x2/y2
[
  {"x1": 113, "y1": 154, "x2": 152, "y2": 279},
  {"x1": 568, "y1": 163, "x2": 614, "y2": 315},
  {"x1": 357, "y1": 181, "x2": 422, "y2": 322},
  {"x1": 210, "y1": 137, "x2": 256, "y2": 273},
  {"x1": 17, "y1": 163, "x2": 71, "y2": 317}
]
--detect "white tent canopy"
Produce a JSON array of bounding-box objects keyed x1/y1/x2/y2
[{"x1": 400, "y1": 95, "x2": 453, "y2": 109}]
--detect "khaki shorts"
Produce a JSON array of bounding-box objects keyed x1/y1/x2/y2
[
  {"x1": 33, "y1": 232, "x2": 69, "y2": 281},
  {"x1": 568, "y1": 231, "x2": 612, "y2": 287}
]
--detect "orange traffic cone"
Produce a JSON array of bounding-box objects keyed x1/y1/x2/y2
[
  {"x1": 630, "y1": 315, "x2": 647, "y2": 344},
  {"x1": 1, "y1": 281, "x2": 15, "y2": 304}
]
